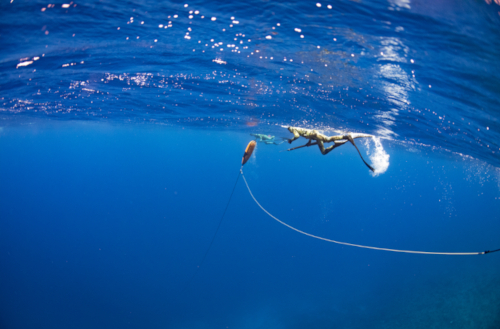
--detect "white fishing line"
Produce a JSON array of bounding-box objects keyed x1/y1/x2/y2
[{"x1": 240, "y1": 171, "x2": 487, "y2": 255}]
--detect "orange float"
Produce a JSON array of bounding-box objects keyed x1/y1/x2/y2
[{"x1": 241, "y1": 140, "x2": 256, "y2": 166}]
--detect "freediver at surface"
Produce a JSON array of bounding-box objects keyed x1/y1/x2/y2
[
  {"x1": 285, "y1": 126, "x2": 375, "y2": 172},
  {"x1": 250, "y1": 133, "x2": 286, "y2": 145}
]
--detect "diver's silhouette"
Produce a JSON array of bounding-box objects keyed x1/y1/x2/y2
[{"x1": 285, "y1": 126, "x2": 375, "y2": 172}]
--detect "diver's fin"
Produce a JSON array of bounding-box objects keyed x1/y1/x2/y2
[{"x1": 347, "y1": 135, "x2": 375, "y2": 172}]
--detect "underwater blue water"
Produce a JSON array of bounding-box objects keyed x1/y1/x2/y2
[{"x1": 1, "y1": 0, "x2": 500, "y2": 328}]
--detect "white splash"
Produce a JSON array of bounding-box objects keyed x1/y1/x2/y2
[{"x1": 364, "y1": 137, "x2": 390, "y2": 177}]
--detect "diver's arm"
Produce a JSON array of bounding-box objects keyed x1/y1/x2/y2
[{"x1": 287, "y1": 127, "x2": 302, "y2": 143}]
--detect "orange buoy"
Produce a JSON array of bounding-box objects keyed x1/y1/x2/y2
[{"x1": 242, "y1": 140, "x2": 256, "y2": 166}]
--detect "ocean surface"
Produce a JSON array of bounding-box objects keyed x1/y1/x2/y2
[{"x1": 1, "y1": 0, "x2": 500, "y2": 328}]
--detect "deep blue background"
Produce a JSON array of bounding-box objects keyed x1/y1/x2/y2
[{"x1": 1, "y1": 123, "x2": 499, "y2": 328}]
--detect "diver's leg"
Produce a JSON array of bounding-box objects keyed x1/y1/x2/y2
[
  {"x1": 318, "y1": 140, "x2": 347, "y2": 155},
  {"x1": 324, "y1": 133, "x2": 374, "y2": 143},
  {"x1": 324, "y1": 135, "x2": 346, "y2": 142},
  {"x1": 345, "y1": 135, "x2": 374, "y2": 172},
  {"x1": 317, "y1": 141, "x2": 328, "y2": 155}
]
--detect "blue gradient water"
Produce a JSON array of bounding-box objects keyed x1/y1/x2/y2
[{"x1": 1, "y1": 0, "x2": 500, "y2": 328}]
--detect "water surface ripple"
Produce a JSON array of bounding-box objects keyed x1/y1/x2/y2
[{"x1": 1, "y1": 0, "x2": 499, "y2": 166}]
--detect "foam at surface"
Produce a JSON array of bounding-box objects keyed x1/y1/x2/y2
[{"x1": 364, "y1": 137, "x2": 390, "y2": 177}]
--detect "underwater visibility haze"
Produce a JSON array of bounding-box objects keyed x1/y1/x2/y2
[{"x1": 1, "y1": 0, "x2": 500, "y2": 328}]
